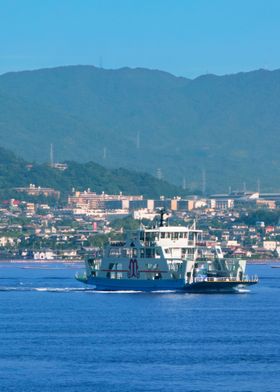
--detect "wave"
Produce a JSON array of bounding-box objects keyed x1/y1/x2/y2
[
  {"x1": 0, "y1": 286, "x2": 179, "y2": 294},
  {"x1": 0, "y1": 286, "x2": 95, "y2": 292},
  {"x1": 20, "y1": 266, "x2": 79, "y2": 270}
]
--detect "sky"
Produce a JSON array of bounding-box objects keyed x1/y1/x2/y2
[{"x1": 1, "y1": 0, "x2": 280, "y2": 78}]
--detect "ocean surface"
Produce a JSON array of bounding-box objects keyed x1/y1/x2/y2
[{"x1": 0, "y1": 262, "x2": 279, "y2": 392}]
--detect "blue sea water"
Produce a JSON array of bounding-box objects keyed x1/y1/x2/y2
[{"x1": 0, "y1": 263, "x2": 279, "y2": 392}]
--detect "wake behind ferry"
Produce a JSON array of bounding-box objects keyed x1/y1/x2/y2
[{"x1": 76, "y1": 211, "x2": 258, "y2": 292}]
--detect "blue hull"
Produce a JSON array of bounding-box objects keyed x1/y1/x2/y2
[
  {"x1": 185, "y1": 281, "x2": 258, "y2": 293},
  {"x1": 80, "y1": 277, "x2": 257, "y2": 293},
  {"x1": 85, "y1": 277, "x2": 186, "y2": 291}
]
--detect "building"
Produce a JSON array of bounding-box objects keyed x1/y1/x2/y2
[
  {"x1": 210, "y1": 198, "x2": 234, "y2": 210},
  {"x1": 68, "y1": 190, "x2": 143, "y2": 211},
  {"x1": 15, "y1": 184, "x2": 60, "y2": 199}
]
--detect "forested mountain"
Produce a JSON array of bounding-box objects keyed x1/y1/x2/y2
[
  {"x1": 1, "y1": 65, "x2": 280, "y2": 191},
  {"x1": 0, "y1": 147, "x2": 185, "y2": 199}
]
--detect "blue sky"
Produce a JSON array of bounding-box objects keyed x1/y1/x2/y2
[{"x1": 0, "y1": 0, "x2": 280, "y2": 78}]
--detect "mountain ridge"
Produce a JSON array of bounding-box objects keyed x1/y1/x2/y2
[{"x1": 0, "y1": 65, "x2": 280, "y2": 192}]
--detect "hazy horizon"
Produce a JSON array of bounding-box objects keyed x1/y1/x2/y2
[
  {"x1": 0, "y1": 63, "x2": 279, "y2": 80},
  {"x1": 1, "y1": 0, "x2": 280, "y2": 78}
]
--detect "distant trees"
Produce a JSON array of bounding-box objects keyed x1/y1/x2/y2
[
  {"x1": 0, "y1": 146, "x2": 185, "y2": 201},
  {"x1": 238, "y1": 209, "x2": 280, "y2": 226}
]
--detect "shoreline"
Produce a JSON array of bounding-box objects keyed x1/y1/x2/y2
[
  {"x1": 0, "y1": 258, "x2": 279, "y2": 265},
  {"x1": 247, "y1": 259, "x2": 280, "y2": 264},
  {"x1": 0, "y1": 259, "x2": 84, "y2": 264}
]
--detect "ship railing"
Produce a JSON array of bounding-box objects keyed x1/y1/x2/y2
[{"x1": 194, "y1": 275, "x2": 259, "y2": 283}]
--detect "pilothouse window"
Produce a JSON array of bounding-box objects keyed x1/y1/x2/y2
[{"x1": 146, "y1": 232, "x2": 158, "y2": 242}]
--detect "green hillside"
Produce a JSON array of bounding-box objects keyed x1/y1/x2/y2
[
  {"x1": 0, "y1": 147, "x2": 185, "y2": 199},
  {"x1": 0, "y1": 65, "x2": 280, "y2": 191}
]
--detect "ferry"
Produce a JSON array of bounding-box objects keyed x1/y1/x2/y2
[{"x1": 76, "y1": 211, "x2": 258, "y2": 292}]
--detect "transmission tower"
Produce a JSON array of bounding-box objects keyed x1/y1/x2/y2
[
  {"x1": 202, "y1": 169, "x2": 206, "y2": 196},
  {"x1": 103, "y1": 147, "x2": 107, "y2": 160},
  {"x1": 50, "y1": 143, "x2": 54, "y2": 167}
]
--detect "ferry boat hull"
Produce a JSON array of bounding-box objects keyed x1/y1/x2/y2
[
  {"x1": 82, "y1": 276, "x2": 186, "y2": 291},
  {"x1": 185, "y1": 280, "x2": 258, "y2": 293},
  {"x1": 76, "y1": 274, "x2": 258, "y2": 293}
]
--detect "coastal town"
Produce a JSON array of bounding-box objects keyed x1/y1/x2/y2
[{"x1": 1, "y1": 184, "x2": 280, "y2": 262}]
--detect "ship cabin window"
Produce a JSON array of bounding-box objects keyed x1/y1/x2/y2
[
  {"x1": 146, "y1": 232, "x2": 159, "y2": 242},
  {"x1": 144, "y1": 263, "x2": 159, "y2": 280},
  {"x1": 163, "y1": 232, "x2": 185, "y2": 240},
  {"x1": 155, "y1": 247, "x2": 161, "y2": 257},
  {"x1": 139, "y1": 231, "x2": 144, "y2": 241},
  {"x1": 145, "y1": 263, "x2": 158, "y2": 270},
  {"x1": 109, "y1": 248, "x2": 122, "y2": 257},
  {"x1": 88, "y1": 258, "x2": 101, "y2": 270},
  {"x1": 145, "y1": 248, "x2": 155, "y2": 258},
  {"x1": 106, "y1": 263, "x2": 123, "y2": 279},
  {"x1": 121, "y1": 248, "x2": 129, "y2": 257},
  {"x1": 120, "y1": 248, "x2": 138, "y2": 258},
  {"x1": 169, "y1": 262, "x2": 182, "y2": 272}
]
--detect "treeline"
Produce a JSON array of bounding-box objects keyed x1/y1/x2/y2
[
  {"x1": 0, "y1": 147, "x2": 187, "y2": 200},
  {"x1": 238, "y1": 209, "x2": 280, "y2": 226}
]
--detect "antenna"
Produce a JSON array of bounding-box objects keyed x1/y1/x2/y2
[
  {"x1": 50, "y1": 143, "x2": 54, "y2": 167},
  {"x1": 99, "y1": 56, "x2": 103, "y2": 69},
  {"x1": 243, "y1": 182, "x2": 247, "y2": 193},
  {"x1": 228, "y1": 185, "x2": 232, "y2": 195},
  {"x1": 158, "y1": 208, "x2": 168, "y2": 227}
]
